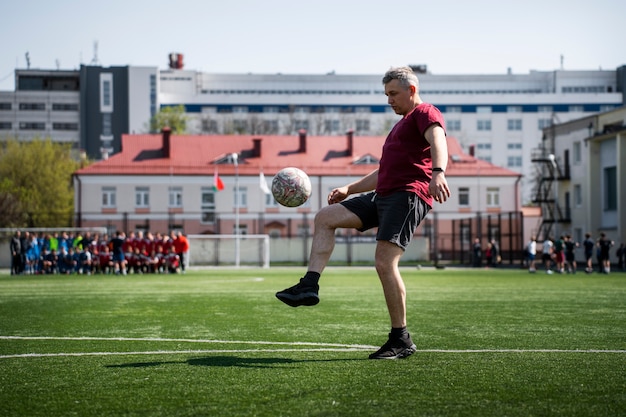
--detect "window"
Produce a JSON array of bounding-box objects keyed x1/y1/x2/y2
[
  {"x1": 201, "y1": 188, "x2": 216, "y2": 223},
  {"x1": 356, "y1": 119, "x2": 370, "y2": 132},
  {"x1": 52, "y1": 123, "x2": 78, "y2": 131},
  {"x1": 19, "y1": 122, "x2": 45, "y2": 130},
  {"x1": 233, "y1": 224, "x2": 248, "y2": 235},
  {"x1": 100, "y1": 73, "x2": 113, "y2": 112},
  {"x1": 19, "y1": 103, "x2": 45, "y2": 110},
  {"x1": 507, "y1": 106, "x2": 522, "y2": 113},
  {"x1": 0, "y1": 122, "x2": 11, "y2": 129},
  {"x1": 573, "y1": 142, "x2": 581, "y2": 164},
  {"x1": 102, "y1": 113, "x2": 112, "y2": 136},
  {"x1": 294, "y1": 120, "x2": 309, "y2": 131},
  {"x1": 604, "y1": 166, "x2": 617, "y2": 211},
  {"x1": 569, "y1": 105, "x2": 584, "y2": 112},
  {"x1": 446, "y1": 106, "x2": 462, "y2": 113},
  {"x1": 460, "y1": 224, "x2": 470, "y2": 244},
  {"x1": 102, "y1": 187, "x2": 116, "y2": 208},
  {"x1": 486, "y1": 187, "x2": 500, "y2": 207},
  {"x1": 574, "y1": 184, "x2": 582, "y2": 208},
  {"x1": 476, "y1": 143, "x2": 491, "y2": 150},
  {"x1": 476, "y1": 106, "x2": 491, "y2": 113},
  {"x1": 538, "y1": 119, "x2": 552, "y2": 129},
  {"x1": 263, "y1": 106, "x2": 279, "y2": 113},
  {"x1": 507, "y1": 143, "x2": 522, "y2": 150},
  {"x1": 507, "y1": 156, "x2": 522, "y2": 167},
  {"x1": 169, "y1": 187, "x2": 183, "y2": 207},
  {"x1": 477, "y1": 120, "x2": 491, "y2": 131},
  {"x1": 234, "y1": 186, "x2": 248, "y2": 209},
  {"x1": 266, "y1": 192, "x2": 280, "y2": 208},
  {"x1": 324, "y1": 120, "x2": 340, "y2": 132},
  {"x1": 324, "y1": 106, "x2": 340, "y2": 113},
  {"x1": 0, "y1": 102, "x2": 12, "y2": 110},
  {"x1": 458, "y1": 187, "x2": 470, "y2": 207},
  {"x1": 447, "y1": 120, "x2": 461, "y2": 131},
  {"x1": 135, "y1": 187, "x2": 150, "y2": 208},
  {"x1": 294, "y1": 106, "x2": 309, "y2": 114},
  {"x1": 507, "y1": 119, "x2": 522, "y2": 131},
  {"x1": 264, "y1": 120, "x2": 278, "y2": 133},
  {"x1": 233, "y1": 106, "x2": 248, "y2": 113},
  {"x1": 538, "y1": 106, "x2": 552, "y2": 113},
  {"x1": 202, "y1": 119, "x2": 218, "y2": 133},
  {"x1": 233, "y1": 119, "x2": 248, "y2": 132},
  {"x1": 52, "y1": 103, "x2": 79, "y2": 111}
]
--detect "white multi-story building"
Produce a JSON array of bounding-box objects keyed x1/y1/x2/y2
[{"x1": 158, "y1": 65, "x2": 625, "y2": 204}]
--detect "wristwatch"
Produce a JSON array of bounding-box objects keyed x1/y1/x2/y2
[{"x1": 432, "y1": 167, "x2": 445, "y2": 173}]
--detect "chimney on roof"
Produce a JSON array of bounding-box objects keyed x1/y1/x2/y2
[
  {"x1": 298, "y1": 129, "x2": 307, "y2": 153},
  {"x1": 162, "y1": 126, "x2": 172, "y2": 158},
  {"x1": 346, "y1": 129, "x2": 354, "y2": 157},
  {"x1": 252, "y1": 138, "x2": 262, "y2": 157},
  {"x1": 469, "y1": 144, "x2": 475, "y2": 157}
]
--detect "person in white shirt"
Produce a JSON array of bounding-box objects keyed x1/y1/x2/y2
[
  {"x1": 527, "y1": 236, "x2": 537, "y2": 273},
  {"x1": 542, "y1": 238, "x2": 554, "y2": 274}
]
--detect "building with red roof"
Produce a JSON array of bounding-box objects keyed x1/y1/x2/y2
[{"x1": 73, "y1": 129, "x2": 527, "y2": 265}]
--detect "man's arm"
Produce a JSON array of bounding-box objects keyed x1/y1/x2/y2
[
  {"x1": 425, "y1": 124, "x2": 451, "y2": 203},
  {"x1": 328, "y1": 169, "x2": 378, "y2": 204}
]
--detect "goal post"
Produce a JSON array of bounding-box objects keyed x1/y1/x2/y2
[{"x1": 187, "y1": 234, "x2": 270, "y2": 268}]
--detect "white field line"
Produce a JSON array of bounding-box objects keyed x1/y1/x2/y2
[
  {"x1": 1, "y1": 336, "x2": 625, "y2": 359},
  {"x1": 0, "y1": 335, "x2": 377, "y2": 349}
]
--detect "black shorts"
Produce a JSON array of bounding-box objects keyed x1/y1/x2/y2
[{"x1": 340, "y1": 191, "x2": 430, "y2": 250}]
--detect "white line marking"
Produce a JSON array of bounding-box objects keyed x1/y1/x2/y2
[
  {"x1": 1, "y1": 336, "x2": 624, "y2": 360},
  {"x1": 0, "y1": 335, "x2": 377, "y2": 349},
  {"x1": 0, "y1": 349, "x2": 369, "y2": 359}
]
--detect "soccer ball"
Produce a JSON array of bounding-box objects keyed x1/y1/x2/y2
[{"x1": 271, "y1": 167, "x2": 312, "y2": 207}]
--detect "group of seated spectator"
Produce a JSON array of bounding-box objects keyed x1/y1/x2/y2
[{"x1": 10, "y1": 230, "x2": 189, "y2": 276}]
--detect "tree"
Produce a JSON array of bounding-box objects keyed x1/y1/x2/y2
[
  {"x1": 0, "y1": 139, "x2": 82, "y2": 227},
  {"x1": 149, "y1": 105, "x2": 187, "y2": 134}
]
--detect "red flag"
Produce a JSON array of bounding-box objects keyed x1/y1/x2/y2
[{"x1": 213, "y1": 167, "x2": 225, "y2": 191}]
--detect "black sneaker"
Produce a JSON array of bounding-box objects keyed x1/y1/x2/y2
[
  {"x1": 275, "y1": 279, "x2": 319, "y2": 307},
  {"x1": 368, "y1": 333, "x2": 417, "y2": 360}
]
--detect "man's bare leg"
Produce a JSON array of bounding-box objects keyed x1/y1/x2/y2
[
  {"x1": 374, "y1": 240, "x2": 406, "y2": 328},
  {"x1": 368, "y1": 240, "x2": 416, "y2": 359},
  {"x1": 307, "y1": 204, "x2": 362, "y2": 273},
  {"x1": 275, "y1": 203, "x2": 361, "y2": 307}
]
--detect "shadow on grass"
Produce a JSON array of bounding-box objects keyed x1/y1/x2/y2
[{"x1": 105, "y1": 355, "x2": 364, "y2": 369}]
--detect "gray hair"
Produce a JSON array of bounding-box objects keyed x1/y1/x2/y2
[{"x1": 382, "y1": 66, "x2": 419, "y2": 89}]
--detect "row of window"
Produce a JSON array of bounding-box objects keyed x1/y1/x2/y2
[
  {"x1": 195, "y1": 87, "x2": 612, "y2": 96},
  {"x1": 102, "y1": 185, "x2": 504, "y2": 223},
  {"x1": 187, "y1": 103, "x2": 617, "y2": 115},
  {"x1": 445, "y1": 119, "x2": 552, "y2": 131},
  {"x1": 0, "y1": 122, "x2": 79, "y2": 131},
  {"x1": 0, "y1": 102, "x2": 79, "y2": 111}
]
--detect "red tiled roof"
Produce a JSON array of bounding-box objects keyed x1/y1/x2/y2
[
  {"x1": 75, "y1": 132, "x2": 521, "y2": 178},
  {"x1": 445, "y1": 136, "x2": 521, "y2": 177}
]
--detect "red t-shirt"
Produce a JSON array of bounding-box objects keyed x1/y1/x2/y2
[{"x1": 376, "y1": 103, "x2": 445, "y2": 207}]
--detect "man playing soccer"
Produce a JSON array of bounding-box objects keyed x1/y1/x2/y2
[{"x1": 276, "y1": 66, "x2": 451, "y2": 359}]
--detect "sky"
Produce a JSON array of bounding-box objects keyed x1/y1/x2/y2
[{"x1": 1, "y1": 0, "x2": 625, "y2": 91}]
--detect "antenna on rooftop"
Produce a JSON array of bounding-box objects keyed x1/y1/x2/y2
[
  {"x1": 25, "y1": 52, "x2": 30, "y2": 69},
  {"x1": 90, "y1": 41, "x2": 100, "y2": 65}
]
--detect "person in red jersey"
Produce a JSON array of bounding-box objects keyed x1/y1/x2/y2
[
  {"x1": 276, "y1": 66, "x2": 451, "y2": 360},
  {"x1": 173, "y1": 231, "x2": 190, "y2": 273}
]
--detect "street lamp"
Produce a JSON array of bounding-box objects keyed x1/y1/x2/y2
[{"x1": 232, "y1": 153, "x2": 240, "y2": 267}]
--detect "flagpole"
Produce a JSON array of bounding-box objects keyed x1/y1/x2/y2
[{"x1": 232, "y1": 153, "x2": 240, "y2": 268}]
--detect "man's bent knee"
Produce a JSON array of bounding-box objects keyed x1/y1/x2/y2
[{"x1": 315, "y1": 204, "x2": 362, "y2": 230}]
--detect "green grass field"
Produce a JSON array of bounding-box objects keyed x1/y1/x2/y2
[{"x1": 0, "y1": 267, "x2": 624, "y2": 417}]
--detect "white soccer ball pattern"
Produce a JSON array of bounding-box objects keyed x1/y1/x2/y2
[{"x1": 271, "y1": 167, "x2": 312, "y2": 207}]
